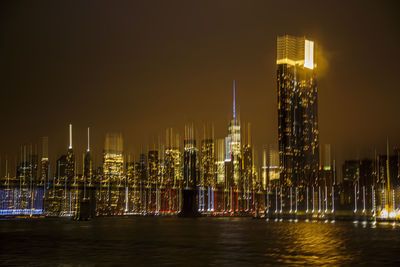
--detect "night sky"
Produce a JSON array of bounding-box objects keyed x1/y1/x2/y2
[{"x1": 1, "y1": 1, "x2": 400, "y2": 173}]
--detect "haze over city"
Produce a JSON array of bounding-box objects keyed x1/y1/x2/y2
[
  {"x1": 1, "y1": 2, "x2": 400, "y2": 265},
  {"x1": 1, "y1": 1, "x2": 399, "y2": 172}
]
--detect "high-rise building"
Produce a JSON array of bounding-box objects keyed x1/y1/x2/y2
[
  {"x1": 242, "y1": 123, "x2": 253, "y2": 192},
  {"x1": 126, "y1": 156, "x2": 136, "y2": 186},
  {"x1": 266, "y1": 144, "x2": 280, "y2": 188},
  {"x1": 320, "y1": 144, "x2": 334, "y2": 187},
  {"x1": 277, "y1": 35, "x2": 319, "y2": 187},
  {"x1": 225, "y1": 80, "x2": 241, "y2": 187},
  {"x1": 215, "y1": 138, "x2": 225, "y2": 185},
  {"x1": 55, "y1": 155, "x2": 67, "y2": 183},
  {"x1": 200, "y1": 124, "x2": 215, "y2": 188},
  {"x1": 200, "y1": 138, "x2": 214, "y2": 187},
  {"x1": 65, "y1": 124, "x2": 75, "y2": 183},
  {"x1": 40, "y1": 137, "x2": 49, "y2": 186},
  {"x1": 342, "y1": 160, "x2": 360, "y2": 205},
  {"x1": 164, "y1": 128, "x2": 182, "y2": 187},
  {"x1": 84, "y1": 128, "x2": 92, "y2": 184},
  {"x1": 16, "y1": 145, "x2": 38, "y2": 187},
  {"x1": 103, "y1": 133, "x2": 124, "y2": 184},
  {"x1": 183, "y1": 123, "x2": 198, "y2": 190},
  {"x1": 148, "y1": 150, "x2": 159, "y2": 185},
  {"x1": 139, "y1": 153, "x2": 147, "y2": 183}
]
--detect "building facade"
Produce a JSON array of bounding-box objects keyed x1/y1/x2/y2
[{"x1": 277, "y1": 35, "x2": 319, "y2": 187}]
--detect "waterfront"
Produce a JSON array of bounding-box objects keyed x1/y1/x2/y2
[{"x1": 1, "y1": 217, "x2": 400, "y2": 266}]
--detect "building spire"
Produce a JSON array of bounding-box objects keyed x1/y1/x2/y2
[
  {"x1": 69, "y1": 124, "x2": 72, "y2": 149},
  {"x1": 87, "y1": 127, "x2": 90, "y2": 152},
  {"x1": 233, "y1": 80, "x2": 236, "y2": 121}
]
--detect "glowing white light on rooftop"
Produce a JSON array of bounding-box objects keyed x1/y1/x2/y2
[{"x1": 304, "y1": 40, "x2": 314, "y2": 69}]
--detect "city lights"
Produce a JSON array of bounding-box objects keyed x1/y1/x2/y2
[{"x1": 0, "y1": 36, "x2": 399, "y2": 222}]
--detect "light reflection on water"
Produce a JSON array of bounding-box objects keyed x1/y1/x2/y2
[{"x1": 1, "y1": 217, "x2": 400, "y2": 266}]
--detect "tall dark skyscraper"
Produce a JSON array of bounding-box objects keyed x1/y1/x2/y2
[
  {"x1": 84, "y1": 128, "x2": 92, "y2": 184},
  {"x1": 40, "y1": 136, "x2": 49, "y2": 186},
  {"x1": 65, "y1": 124, "x2": 75, "y2": 183},
  {"x1": 277, "y1": 35, "x2": 319, "y2": 187},
  {"x1": 183, "y1": 123, "x2": 198, "y2": 190}
]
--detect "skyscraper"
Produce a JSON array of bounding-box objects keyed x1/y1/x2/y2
[
  {"x1": 215, "y1": 138, "x2": 225, "y2": 186},
  {"x1": 183, "y1": 123, "x2": 197, "y2": 190},
  {"x1": 164, "y1": 128, "x2": 182, "y2": 188},
  {"x1": 103, "y1": 133, "x2": 124, "y2": 184},
  {"x1": 266, "y1": 144, "x2": 280, "y2": 188},
  {"x1": 148, "y1": 150, "x2": 159, "y2": 185},
  {"x1": 179, "y1": 123, "x2": 199, "y2": 216},
  {"x1": 101, "y1": 133, "x2": 124, "y2": 214},
  {"x1": 276, "y1": 35, "x2": 319, "y2": 187},
  {"x1": 225, "y1": 80, "x2": 241, "y2": 187},
  {"x1": 65, "y1": 124, "x2": 75, "y2": 183},
  {"x1": 242, "y1": 123, "x2": 253, "y2": 192},
  {"x1": 84, "y1": 128, "x2": 92, "y2": 184},
  {"x1": 40, "y1": 137, "x2": 49, "y2": 186},
  {"x1": 200, "y1": 124, "x2": 215, "y2": 188}
]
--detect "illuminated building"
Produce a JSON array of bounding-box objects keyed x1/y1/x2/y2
[
  {"x1": 319, "y1": 144, "x2": 334, "y2": 187},
  {"x1": 225, "y1": 80, "x2": 241, "y2": 187},
  {"x1": 148, "y1": 150, "x2": 159, "y2": 185},
  {"x1": 165, "y1": 128, "x2": 182, "y2": 187},
  {"x1": 214, "y1": 138, "x2": 225, "y2": 212},
  {"x1": 101, "y1": 133, "x2": 124, "y2": 214},
  {"x1": 222, "y1": 81, "x2": 242, "y2": 212},
  {"x1": 137, "y1": 153, "x2": 147, "y2": 212},
  {"x1": 44, "y1": 154, "x2": 66, "y2": 215},
  {"x1": 126, "y1": 157, "x2": 135, "y2": 185},
  {"x1": 215, "y1": 139, "x2": 225, "y2": 185},
  {"x1": 359, "y1": 158, "x2": 374, "y2": 209},
  {"x1": 267, "y1": 144, "x2": 280, "y2": 188},
  {"x1": 103, "y1": 133, "x2": 124, "y2": 184},
  {"x1": 63, "y1": 125, "x2": 76, "y2": 214},
  {"x1": 199, "y1": 124, "x2": 215, "y2": 212},
  {"x1": 319, "y1": 144, "x2": 335, "y2": 211},
  {"x1": 242, "y1": 123, "x2": 253, "y2": 191},
  {"x1": 200, "y1": 129, "x2": 215, "y2": 187},
  {"x1": 376, "y1": 142, "x2": 399, "y2": 216},
  {"x1": 242, "y1": 134, "x2": 253, "y2": 211},
  {"x1": 65, "y1": 124, "x2": 75, "y2": 184},
  {"x1": 84, "y1": 128, "x2": 92, "y2": 184},
  {"x1": 40, "y1": 137, "x2": 49, "y2": 186},
  {"x1": 183, "y1": 124, "x2": 198, "y2": 189},
  {"x1": 147, "y1": 149, "x2": 159, "y2": 211},
  {"x1": 179, "y1": 123, "x2": 199, "y2": 216},
  {"x1": 164, "y1": 128, "x2": 182, "y2": 212},
  {"x1": 261, "y1": 146, "x2": 268, "y2": 189},
  {"x1": 277, "y1": 35, "x2": 319, "y2": 187},
  {"x1": 55, "y1": 155, "x2": 67, "y2": 181}
]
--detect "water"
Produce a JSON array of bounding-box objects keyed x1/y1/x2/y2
[{"x1": 1, "y1": 217, "x2": 400, "y2": 266}]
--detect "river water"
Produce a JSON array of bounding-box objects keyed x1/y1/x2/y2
[{"x1": 1, "y1": 217, "x2": 400, "y2": 266}]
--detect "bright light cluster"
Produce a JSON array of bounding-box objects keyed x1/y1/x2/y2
[{"x1": 304, "y1": 40, "x2": 314, "y2": 69}]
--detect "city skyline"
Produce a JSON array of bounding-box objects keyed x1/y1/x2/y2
[
  {"x1": 1, "y1": 1, "x2": 400, "y2": 174},
  {"x1": 2, "y1": 2, "x2": 400, "y2": 265},
  {"x1": 1, "y1": 34, "x2": 398, "y2": 219}
]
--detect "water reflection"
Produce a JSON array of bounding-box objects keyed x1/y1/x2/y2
[
  {"x1": 1, "y1": 217, "x2": 400, "y2": 265},
  {"x1": 275, "y1": 221, "x2": 353, "y2": 265}
]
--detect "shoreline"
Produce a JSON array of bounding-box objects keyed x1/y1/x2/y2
[{"x1": 1, "y1": 211, "x2": 398, "y2": 223}]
